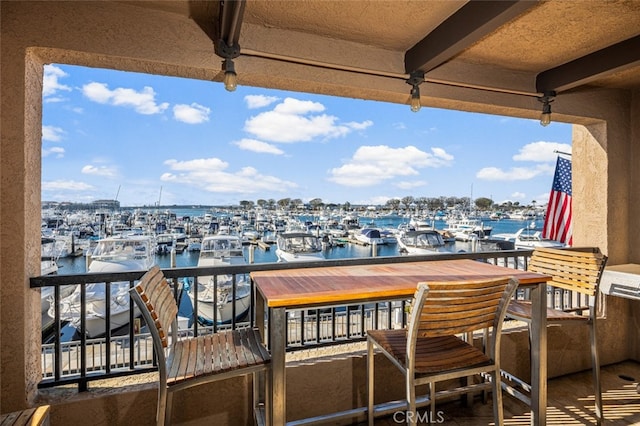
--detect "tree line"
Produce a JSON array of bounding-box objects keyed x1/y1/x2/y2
[{"x1": 238, "y1": 196, "x2": 538, "y2": 212}]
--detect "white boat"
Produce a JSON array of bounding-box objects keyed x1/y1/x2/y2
[
  {"x1": 40, "y1": 237, "x2": 59, "y2": 276},
  {"x1": 397, "y1": 230, "x2": 449, "y2": 255},
  {"x1": 155, "y1": 233, "x2": 175, "y2": 254},
  {"x1": 40, "y1": 237, "x2": 77, "y2": 315},
  {"x1": 275, "y1": 232, "x2": 325, "y2": 262},
  {"x1": 492, "y1": 226, "x2": 566, "y2": 250},
  {"x1": 187, "y1": 235, "x2": 251, "y2": 324},
  {"x1": 443, "y1": 217, "x2": 492, "y2": 241},
  {"x1": 240, "y1": 225, "x2": 260, "y2": 243},
  {"x1": 355, "y1": 228, "x2": 385, "y2": 245},
  {"x1": 187, "y1": 237, "x2": 202, "y2": 251},
  {"x1": 49, "y1": 235, "x2": 155, "y2": 338}
]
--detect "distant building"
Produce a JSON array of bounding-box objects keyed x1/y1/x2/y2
[{"x1": 92, "y1": 200, "x2": 120, "y2": 210}]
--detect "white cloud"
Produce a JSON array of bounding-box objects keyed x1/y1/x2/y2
[
  {"x1": 81, "y1": 164, "x2": 118, "y2": 178},
  {"x1": 275, "y1": 98, "x2": 325, "y2": 115},
  {"x1": 42, "y1": 180, "x2": 94, "y2": 191},
  {"x1": 476, "y1": 163, "x2": 555, "y2": 181},
  {"x1": 233, "y1": 139, "x2": 284, "y2": 155},
  {"x1": 42, "y1": 125, "x2": 65, "y2": 142},
  {"x1": 82, "y1": 82, "x2": 169, "y2": 115},
  {"x1": 328, "y1": 145, "x2": 454, "y2": 187},
  {"x1": 346, "y1": 120, "x2": 373, "y2": 130},
  {"x1": 42, "y1": 147, "x2": 65, "y2": 158},
  {"x1": 395, "y1": 180, "x2": 428, "y2": 190},
  {"x1": 43, "y1": 65, "x2": 71, "y2": 97},
  {"x1": 392, "y1": 122, "x2": 407, "y2": 130},
  {"x1": 173, "y1": 103, "x2": 210, "y2": 124},
  {"x1": 245, "y1": 95, "x2": 279, "y2": 109},
  {"x1": 513, "y1": 141, "x2": 571, "y2": 162},
  {"x1": 44, "y1": 97, "x2": 66, "y2": 104},
  {"x1": 161, "y1": 157, "x2": 297, "y2": 194},
  {"x1": 244, "y1": 97, "x2": 371, "y2": 143},
  {"x1": 510, "y1": 192, "x2": 526, "y2": 199}
]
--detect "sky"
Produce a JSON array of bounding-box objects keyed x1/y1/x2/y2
[{"x1": 42, "y1": 64, "x2": 572, "y2": 208}]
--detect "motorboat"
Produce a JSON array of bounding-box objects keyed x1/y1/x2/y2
[
  {"x1": 443, "y1": 218, "x2": 492, "y2": 241},
  {"x1": 275, "y1": 232, "x2": 325, "y2": 262},
  {"x1": 49, "y1": 234, "x2": 155, "y2": 338},
  {"x1": 40, "y1": 237, "x2": 59, "y2": 276},
  {"x1": 40, "y1": 237, "x2": 76, "y2": 315},
  {"x1": 187, "y1": 235, "x2": 251, "y2": 324},
  {"x1": 155, "y1": 233, "x2": 175, "y2": 254},
  {"x1": 397, "y1": 230, "x2": 449, "y2": 255},
  {"x1": 354, "y1": 228, "x2": 385, "y2": 245},
  {"x1": 492, "y1": 226, "x2": 565, "y2": 250}
]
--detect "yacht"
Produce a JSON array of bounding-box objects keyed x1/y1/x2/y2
[
  {"x1": 354, "y1": 228, "x2": 385, "y2": 245},
  {"x1": 40, "y1": 237, "x2": 76, "y2": 315},
  {"x1": 397, "y1": 230, "x2": 449, "y2": 255},
  {"x1": 50, "y1": 234, "x2": 155, "y2": 338},
  {"x1": 443, "y1": 217, "x2": 492, "y2": 241},
  {"x1": 492, "y1": 226, "x2": 566, "y2": 250},
  {"x1": 275, "y1": 232, "x2": 325, "y2": 262},
  {"x1": 187, "y1": 235, "x2": 251, "y2": 324}
]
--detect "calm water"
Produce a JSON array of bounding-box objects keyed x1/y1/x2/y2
[
  {"x1": 50, "y1": 212, "x2": 542, "y2": 340},
  {"x1": 55, "y1": 213, "x2": 543, "y2": 274}
]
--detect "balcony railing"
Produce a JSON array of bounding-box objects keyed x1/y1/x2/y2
[{"x1": 31, "y1": 249, "x2": 551, "y2": 391}]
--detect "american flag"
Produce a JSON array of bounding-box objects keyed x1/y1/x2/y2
[{"x1": 542, "y1": 156, "x2": 573, "y2": 245}]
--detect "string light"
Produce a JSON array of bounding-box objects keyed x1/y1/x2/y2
[
  {"x1": 538, "y1": 91, "x2": 556, "y2": 126},
  {"x1": 406, "y1": 70, "x2": 425, "y2": 113},
  {"x1": 222, "y1": 59, "x2": 237, "y2": 92}
]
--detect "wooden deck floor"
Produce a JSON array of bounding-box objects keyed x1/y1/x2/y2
[{"x1": 369, "y1": 360, "x2": 640, "y2": 425}]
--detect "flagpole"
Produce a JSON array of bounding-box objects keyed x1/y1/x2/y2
[{"x1": 554, "y1": 150, "x2": 572, "y2": 156}]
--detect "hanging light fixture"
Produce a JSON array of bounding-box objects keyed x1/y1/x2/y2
[
  {"x1": 538, "y1": 91, "x2": 556, "y2": 126},
  {"x1": 222, "y1": 58, "x2": 237, "y2": 92},
  {"x1": 406, "y1": 70, "x2": 425, "y2": 112},
  {"x1": 216, "y1": 39, "x2": 241, "y2": 92}
]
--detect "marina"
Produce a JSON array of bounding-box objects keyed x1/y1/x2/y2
[
  {"x1": 42, "y1": 206, "x2": 556, "y2": 344},
  {"x1": 51, "y1": 207, "x2": 550, "y2": 274}
]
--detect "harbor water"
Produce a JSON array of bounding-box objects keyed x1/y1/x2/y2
[
  {"x1": 49, "y1": 211, "x2": 543, "y2": 341},
  {"x1": 55, "y1": 212, "x2": 543, "y2": 274}
]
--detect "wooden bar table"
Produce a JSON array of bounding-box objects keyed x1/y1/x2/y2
[{"x1": 251, "y1": 259, "x2": 550, "y2": 426}]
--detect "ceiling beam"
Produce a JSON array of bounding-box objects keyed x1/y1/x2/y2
[
  {"x1": 404, "y1": 0, "x2": 539, "y2": 74},
  {"x1": 536, "y1": 35, "x2": 640, "y2": 93},
  {"x1": 215, "y1": 0, "x2": 246, "y2": 57}
]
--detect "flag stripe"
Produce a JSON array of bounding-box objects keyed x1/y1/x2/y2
[{"x1": 542, "y1": 157, "x2": 573, "y2": 246}]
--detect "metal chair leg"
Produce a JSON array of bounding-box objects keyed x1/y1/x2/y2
[
  {"x1": 492, "y1": 369, "x2": 504, "y2": 426},
  {"x1": 407, "y1": 375, "x2": 416, "y2": 426},
  {"x1": 165, "y1": 390, "x2": 174, "y2": 426},
  {"x1": 590, "y1": 318, "x2": 603, "y2": 425},
  {"x1": 367, "y1": 338, "x2": 375, "y2": 426},
  {"x1": 157, "y1": 385, "x2": 168, "y2": 426}
]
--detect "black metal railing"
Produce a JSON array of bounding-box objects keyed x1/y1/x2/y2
[{"x1": 32, "y1": 249, "x2": 539, "y2": 390}]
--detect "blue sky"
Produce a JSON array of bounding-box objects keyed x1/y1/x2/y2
[{"x1": 42, "y1": 64, "x2": 572, "y2": 207}]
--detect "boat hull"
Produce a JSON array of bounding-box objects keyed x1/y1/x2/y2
[{"x1": 187, "y1": 281, "x2": 251, "y2": 324}]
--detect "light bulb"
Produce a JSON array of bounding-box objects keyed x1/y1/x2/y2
[
  {"x1": 538, "y1": 91, "x2": 555, "y2": 127},
  {"x1": 540, "y1": 112, "x2": 551, "y2": 127},
  {"x1": 410, "y1": 86, "x2": 421, "y2": 113},
  {"x1": 222, "y1": 59, "x2": 237, "y2": 92},
  {"x1": 223, "y1": 71, "x2": 237, "y2": 92}
]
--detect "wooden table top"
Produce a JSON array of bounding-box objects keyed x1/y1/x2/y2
[{"x1": 251, "y1": 259, "x2": 550, "y2": 308}]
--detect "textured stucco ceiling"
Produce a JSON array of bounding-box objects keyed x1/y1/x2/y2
[{"x1": 117, "y1": 0, "x2": 640, "y2": 94}]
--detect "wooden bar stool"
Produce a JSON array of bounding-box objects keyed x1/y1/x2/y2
[{"x1": 130, "y1": 266, "x2": 271, "y2": 425}]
